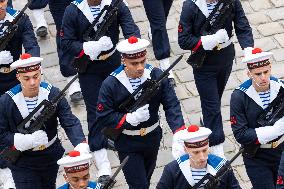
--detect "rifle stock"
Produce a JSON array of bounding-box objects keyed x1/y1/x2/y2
[{"x1": 101, "y1": 55, "x2": 183, "y2": 141}]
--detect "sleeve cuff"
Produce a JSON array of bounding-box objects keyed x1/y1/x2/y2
[
  {"x1": 174, "y1": 125, "x2": 186, "y2": 134},
  {"x1": 76, "y1": 49, "x2": 85, "y2": 58},
  {"x1": 192, "y1": 39, "x2": 202, "y2": 52},
  {"x1": 115, "y1": 114, "x2": 127, "y2": 129}
]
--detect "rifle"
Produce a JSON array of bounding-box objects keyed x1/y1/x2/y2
[
  {"x1": 72, "y1": 0, "x2": 123, "y2": 73},
  {"x1": 186, "y1": 0, "x2": 234, "y2": 69},
  {"x1": 0, "y1": 75, "x2": 79, "y2": 163},
  {"x1": 0, "y1": 0, "x2": 32, "y2": 51},
  {"x1": 257, "y1": 87, "x2": 284, "y2": 127},
  {"x1": 102, "y1": 156, "x2": 129, "y2": 189},
  {"x1": 192, "y1": 147, "x2": 244, "y2": 189},
  {"x1": 101, "y1": 55, "x2": 183, "y2": 141}
]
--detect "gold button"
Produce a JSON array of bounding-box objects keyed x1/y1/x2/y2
[{"x1": 140, "y1": 128, "x2": 146, "y2": 136}]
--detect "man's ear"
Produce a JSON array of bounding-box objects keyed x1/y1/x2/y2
[
  {"x1": 16, "y1": 74, "x2": 21, "y2": 82},
  {"x1": 247, "y1": 70, "x2": 252, "y2": 79},
  {"x1": 63, "y1": 174, "x2": 68, "y2": 182}
]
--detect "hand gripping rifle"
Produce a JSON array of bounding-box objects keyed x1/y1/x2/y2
[
  {"x1": 101, "y1": 55, "x2": 183, "y2": 141},
  {"x1": 0, "y1": 75, "x2": 79, "y2": 163},
  {"x1": 102, "y1": 156, "x2": 129, "y2": 189},
  {"x1": 0, "y1": 0, "x2": 32, "y2": 51},
  {"x1": 257, "y1": 87, "x2": 284, "y2": 127},
  {"x1": 192, "y1": 147, "x2": 244, "y2": 189},
  {"x1": 186, "y1": 0, "x2": 234, "y2": 69},
  {"x1": 72, "y1": 0, "x2": 123, "y2": 73}
]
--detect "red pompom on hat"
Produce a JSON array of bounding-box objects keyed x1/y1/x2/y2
[
  {"x1": 187, "y1": 125, "x2": 199, "y2": 132},
  {"x1": 252, "y1": 48, "x2": 262, "y2": 54},
  {"x1": 128, "y1": 36, "x2": 138, "y2": 44},
  {"x1": 69, "y1": 150, "x2": 80, "y2": 157},
  {"x1": 20, "y1": 53, "x2": 32, "y2": 60}
]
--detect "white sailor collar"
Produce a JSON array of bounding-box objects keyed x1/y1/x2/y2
[
  {"x1": 177, "y1": 153, "x2": 226, "y2": 186},
  {"x1": 192, "y1": 0, "x2": 209, "y2": 18},
  {"x1": 110, "y1": 63, "x2": 154, "y2": 94},
  {"x1": 5, "y1": 7, "x2": 20, "y2": 22},
  {"x1": 72, "y1": 0, "x2": 112, "y2": 24},
  {"x1": 6, "y1": 82, "x2": 52, "y2": 127},
  {"x1": 236, "y1": 76, "x2": 284, "y2": 109}
]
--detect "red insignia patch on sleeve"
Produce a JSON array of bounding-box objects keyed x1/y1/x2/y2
[
  {"x1": 97, "y1": 103, "x2": 104, "y2": 112},
  {"x1": 60, "y1": 30, "x2": 64, "y2": 37},
  {"x1": 178, "y1": 24, "x2": 183, "y2": 33},
  {"x1": 277, "y1": 175, "x2": 284, "y2": 185},
  {"x1": 230, "y1": 116, "x2": 237, "y2": 125}
]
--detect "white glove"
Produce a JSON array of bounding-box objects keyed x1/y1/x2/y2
[
  {"x1": 201, "y1": 29, "x2": 229, "y2": 50},
  {"x1": 255, "y1": 117, "x2": 284, "y2": 144},
  {"x1": 14, "y1": 130, "x2": 48, "y2": 152},
  {"x1": 214, "y1": 29, "x2": 229, "y2": 44},
  {"x1": 126, "y1": 104, "x2": 150, "y2": 126},
  {"x1": 243, "y1": 47, "x2": 253, "y2": 57},
  {"x1": 83, "y1": 36, "x2": 113, "y2": 61},
  {"x1": 74, "y1": 142, "x2": 90, "y2": 154},
  {"x1": 0, "y1": 168, "x2": 15, "y2": 189},
  {"x1": 94, "y1": 149, "x2": 112, "y2": 177},
  {"x1": 0, "y1": 51, "x2": 13, "y2": 65},
  {"x1": 172, "y1": 130, "x2": 187, "y2": 159}
]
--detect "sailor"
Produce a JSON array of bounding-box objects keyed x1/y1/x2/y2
[
  {"x1": 57, "y1": 150, "x2": 101, "y2": 189},
  {"x1": 60, "y1": 0, "x2": 140, "y2": 185},
  {"x1": 230, "y1": 48, "x2": 284, "y2": 189},
  {"x1": 157, "y1": 125, "x2": 241, "y2": 189},
  {"x1": 94, "y1": 36, "x2": 185, "y2": 189},
  {"x1": 0, "y1": 54, "x2": 89, "y2": 189},
  {"x1": 178, "y1": 0, "x2": 254, "y2": 157}
]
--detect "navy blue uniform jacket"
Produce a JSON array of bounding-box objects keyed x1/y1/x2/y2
[
  {"x1": 60, "y1": 0, "x2": 140, "y2": 76},
  {"x1": 156, "y1": 158, "x2": 240, "y2": 189},
  {"x1": 94, "y1": 65, "x2": 184, "y2": 152},
  {"x1": 0, "y1": 8, "x2": 40, "y2": 95},
  {"x1": 0, "y1": 82, "x2": 85, "y2": 170},
  {"x1": 178, "y1": 0, "x2": 253, "y2": 52}
]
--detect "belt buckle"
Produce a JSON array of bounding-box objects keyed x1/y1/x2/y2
[
  {"x1": 272, "y1": 141, "x2": 278, "y2": 148},
  {"x1": 38, "y1": 145, "x2": 46, "y2": 151},
  {"x1": 140, "y1": 128, "x2": 146, "y2": 136},
  {"x1": 216, "y1": 44, "x2": 222, "y2": 50},
  {"x1": 0, "y1": 67, "x2": 10, "y2": 73}
]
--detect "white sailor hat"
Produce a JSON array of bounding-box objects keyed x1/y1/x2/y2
[
  {"x1": 116, "y1": 36, "x2": 150, "y2": 59},
  {"x1": 179, "y1": 125, "x2": 212, "y2": 148},
  {"x1": 57, "y1": 150, "x2": 92, "y2": 174},
  {"x1": 242, "y1": 47, "x2": 273, "y2": 69},
  {"x1": 10, "y1": 53, "x2": 43, "y2": 73}
]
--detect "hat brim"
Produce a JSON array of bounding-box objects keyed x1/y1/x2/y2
[
  {"x1": 242, "y1": 52, "x2": 273, "y2": 64},
  {"x1": 10, "y1": 57, "x2": 43, "y2": 70},
  {"x1": 117, "y1": 38, "x2": 150, "y2": 55}
]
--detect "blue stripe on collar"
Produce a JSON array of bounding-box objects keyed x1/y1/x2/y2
[
  {"x1": 110, "y1": 64, "x2": 124, "y2": 77},
  {"x1": 6, "y1": 7, "x2": 19, "y2": 17},
  {"x1": 177, "y1": 154, "x2": 189, "y2": 164},
  {"x1": 6, "y1": 84, "x2": 22, "y2": 97},
  {"x1": 236, "y1": 79, "x2": 252, "y2": 92},
  {"x1": 72, "y1": 0, "x2": 84, "y2": 5},
  {"x1": 6, "y1": 82, "x2": 52, "y2": 98},
  {"x1": 207, "y1": 154, "x2": 226, "y2": 170}
]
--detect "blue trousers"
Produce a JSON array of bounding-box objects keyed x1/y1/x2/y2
[
  {"x1": 193, "y1": 45, "x2": 235, "y2": 146},
  {"x1": 244, "y1": 149, "x2": 281, "y2": 189},
  {"x1": 141, "y1": 0, "x2": 173, "y2": 60},
  {"x1": 118, "y1": 147, "x2": 159, "y2": 189},
  {"x1": 79, "y1": 73, "x2": 109, "y2": 151}
]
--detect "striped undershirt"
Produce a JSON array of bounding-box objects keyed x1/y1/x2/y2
[
  {"x1": 25, "y1": 96, "x2": 38, "y2": 113},
  {"x1": 128, "y1": 77, "x2": 142, "y2": 99},
  {"x1": 191, "y1": 167, "x2": 207, "y2": 188},
  {"x1": 207, "y1": 1, "x2": 218, "y2": 14},
  {"x1": 0, "y1": 20, "x2": 4, "y2": 36},
  {"x1": 258, "y1": 89, "x2": 270, "y2": 109},
  {"x1": 89, "y1": 5, "x2": 101, "y2": 18}
]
